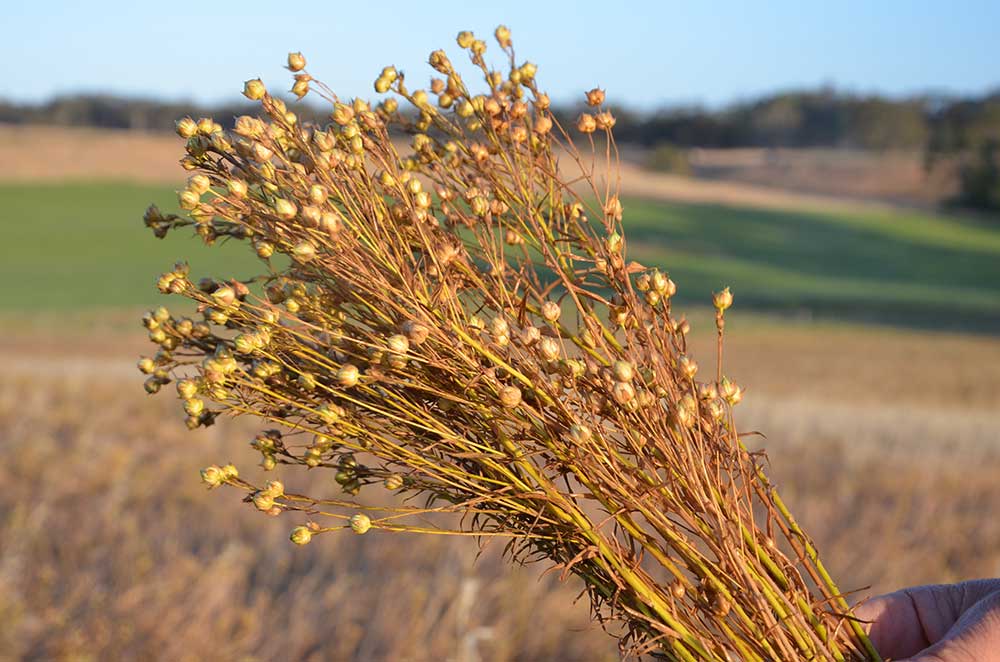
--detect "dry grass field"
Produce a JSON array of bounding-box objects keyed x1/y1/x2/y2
[
  {"x1": 2, "y1": 124, "x2": 999, "y2": 660},
  {"x1": 685, "y1": 148, "x2": 958, "y2": 207},
  {"x1": 3, "y1": 316, "x2": 999, "y2": 661}
]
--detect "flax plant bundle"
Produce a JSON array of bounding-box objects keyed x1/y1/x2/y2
[{"x1": 138, "y1": 27, "x2": 882, "y2": 661}]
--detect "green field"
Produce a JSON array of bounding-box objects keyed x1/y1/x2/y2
[{"x1": 2, "y1": 182, "x2": 999, "y2": 329}]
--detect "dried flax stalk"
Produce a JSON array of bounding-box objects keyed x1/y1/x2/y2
[{"x1": 139, "y1": 27, "x2": 882, "y2": 661}]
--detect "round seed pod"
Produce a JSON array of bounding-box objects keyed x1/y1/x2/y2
[
  {"x1": 402, "y1": 320, "x2": 430, "y2": 345},
  {"x1": 287, "y1": 51, "x2": 306, "y2": 72},
  {"x1": 538, "y1": 337, "x2": 560, "y2": 361},
  {"x1": 290, "y1": 526, "x2": 313, "y2": 545},
  {"x1": 387, "y1": 334, "x2": 410, "y2": 354},
  {"x1": 177, "y1": 379, "x2": 198, "y2": 400},
  {"x1": 384, "y1": 474, "x2": 404, "y2": 490},
  {"x1": 252, "y1": 492, "x2": 275, "y2": 512},
  {"x1": 337, "y1": 364, "x2": 360, "y2": 388},
  {"x1": 678, "y1": 355, "x2": 698, "y2": 380},
  {"x1": 200, "y1": 465, "x2": 225, "y2": 487},
  {"x1": 611, "y1": 360, "x2": 634, "y2": 383},
  {"x1": 540, "y1": 301, "x2": 561, "y2": 323},
  {"x1": 499, "y1": 385, "x2": 522, "y2": 408},
  {"x1": 611, "y1": 382, "x2": 635, "y2": 405},
  {"x1": 350, "y1": 513, "x2": 372, "y2": 534}
]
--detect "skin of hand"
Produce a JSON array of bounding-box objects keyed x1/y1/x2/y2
[{"x1": 854, "y1": 579, "x2": 1000, "y2": 661}]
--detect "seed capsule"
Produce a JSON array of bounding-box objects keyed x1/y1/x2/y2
[
  {"x1": 243, "y1": 78, "x2": 266, "y2": 101},
  {"x1": 253, "y1": 492, "x2": 275, "y2": 511},
  {"x1": 678, "y1": 355, "x2": 698, "y2": 379},
  {"x1": 350, "y1": 513, "x2": 372, "y2": 534},
  {"x1": 612, "y1": 382, "x2": 635, "y2": 405},
  {"x1": 273, "y1": 198, "x2": 297, "y2": 220},
  {"x1": 402, "y1": 320, "x2": 430, "y2": 345},
  {"x1": 612, "y1": 360, "x2": 634, "y2": 383},
  {"x1": 540, "y1": 301, "x2": 561, "y2": 323},
  {"x1": 494, "y1": 25, "x2": 511, "y2": 47},
  {"x1": 384, "y1": 474, "x2": 404, "y2": 490},
  {"x1": 499, "y1": 385, "x2": 522, "y2": 408},
  {"x1": 292, "y1": 241, "x2": 316, "y2": 262},
  {"x1": 176, "y1": 379, "x2": 198, "y2": 399},
  {"x1": 713, "y1": 287, "x2": 734, "y2": 311},
  {"x1": 387, "y1": 334, "x2": 409, "y2": 354},
  {"x1": 287, "y1": 51, "x2": 306, "y2": 72},
  {"x1": 200, "y1": 465, "x2": 225, "y2": 488},
  {"x1": 290, "y1": 526, "x2": 313, "y2": 545},
  {"x1": 337, "y1": 364, "x2": 360, "y2": 388},
  {"x1": 538, "y1": 337, "x2": 560, "y2": 361},
  {"x1": 175, "y1": 117, "x2": 198, "y2": 138},
  {"x1": 577, "y1": 113, "x2": 597, "y2": 134},
  {"x1": 585, "y1": 88, "x2": 606, "y2": 106}
]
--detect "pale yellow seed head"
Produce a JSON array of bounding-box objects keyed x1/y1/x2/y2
[
  {"x1": 540, "y1": 301, "x2": 561, "y2": 323},
  {"x1": 292, "y1": 241, "x2": 316, "y2": 262},
  {"x1": 200, "y1": 465, "x2": 225, "y2": 488},
  {"x1": 612, "y1": 360, "x2": 634, "y2": 383},
  {"x1": 337, "y1": 363, "x2": 360, "y2": 388},
  {"x1": 290, "y1": 526, "x2": 313, "y2": 545},
  {"x1": 679, "y1": 355, "x2": 699, "y2": 380},
  {"x1": 539, "y1": 337, "x2": 560, "y2": 361},
  {"x1": 350, "y1": 513, "x2": 372, "y2": 534},
  {"x1": 175, "y1": 117, "x2": 198, "y2": 138},
  {"x1": 494, "y1": 25, "x2": 511, "y2": 48},
  {"x1": 253, "y1": 492, "x2": 275, "y2": 512},
  {"x1": 227, "y1": 179, "x2": 248, "y2": 198},
  {"x1": 585, "y1": 88, "x2": 606, "y2": 106},
  {"x1": 714, "y1": 287, "x2": 734, "y2": 311},
  {"x1": 499, "y1": 385, "x2": 522, "y2": 408},
  {"x1": 273, "y1": 198, "x2": 297, "y2": 220},
  {"x1": 178, "y1": 189, "x2": 200, "y2": 210},
  {"x1": 176, "y1": 379, "x2": 198, "y2": 399},
  {"x1": 387, "y1": 334, "x2": 409, "y2": 354},
  {"x1": 243, "y1": 78, "x2": 266, "y2": 101},
  {"x1": 287, "y1": 51, "x2": 306, "y2": 72}
]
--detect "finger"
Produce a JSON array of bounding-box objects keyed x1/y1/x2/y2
[
  {"x1": 855, "y1": 592, "x2": 932, "y2": 659},
  {"x1": 855, "y1": 579, "x2": 1000, "y2": 659},
  {"x1": 907, "y1": 589, "x2": 1000, "y2": 662}
]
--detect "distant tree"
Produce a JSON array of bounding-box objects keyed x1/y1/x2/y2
[
  {"x1": 849, "y1": 99, "x2": 928, "y2": 150},
  {"x1": 957, "y1": 139, "x2": 1000, "y2": 211}
]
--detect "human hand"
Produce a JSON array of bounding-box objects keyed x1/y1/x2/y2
[{"x1": 855, "y1": 579, "x2": 1000, "y2": 661}]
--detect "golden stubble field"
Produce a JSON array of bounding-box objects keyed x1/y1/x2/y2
[{"x1": 3, "y1": 315, "x2": 999, "y2": 662}]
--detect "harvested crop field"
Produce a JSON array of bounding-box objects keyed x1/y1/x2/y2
[{"x1": 3, "y1": 317, "x2": 999, "y2": 660}]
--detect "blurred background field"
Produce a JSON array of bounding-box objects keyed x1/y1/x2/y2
[{"x1": 3, "y1": 2, "x2": 1000, "y2": 660}]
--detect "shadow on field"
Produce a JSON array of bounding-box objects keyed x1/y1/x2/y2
[{"x1": 623, "y1": 200, "x2": 1000, "y2": 332}]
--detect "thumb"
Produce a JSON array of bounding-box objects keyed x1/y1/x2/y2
[{"x1": 906, "y1": 589, "x2": 1000, "y2": 661}]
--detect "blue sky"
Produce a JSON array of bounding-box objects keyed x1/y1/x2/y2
[{"x1": 4, "y1": 1, "x2": 998, "y2": 109}]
